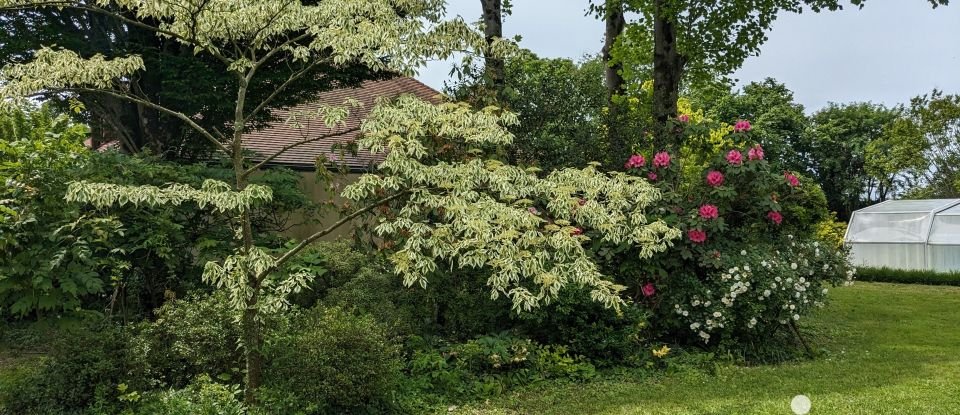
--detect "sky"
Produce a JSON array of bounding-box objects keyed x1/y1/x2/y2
[{"x1": 415, "y1": 0, "x2": 960, "y2": 113}]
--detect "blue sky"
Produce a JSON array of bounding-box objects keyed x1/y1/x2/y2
[{"x1": 415, "y1": 0, "x2": 960, "y2": 112}]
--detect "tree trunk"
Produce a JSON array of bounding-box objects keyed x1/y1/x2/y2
[
  {"x1": 480, "y1": 0, "x2": 505, "y2": 102},
  {"x1": 652, "y1": 0, "x2": 684, "y2": 150},
  {"x1": 231, "y1": 76, "x2": 264, "y2": 405},
  {"x1": 602, "y1": 0, "x2": 626, "y2": 167},
  {"x1": 242, "y1": 293, "x2": 263, "y2": 405}
]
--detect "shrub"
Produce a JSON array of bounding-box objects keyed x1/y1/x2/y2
[
  {"x1": 606, "y1": 120, "x2": 855, "y2": 349},
  {"x1": 514, "y1": 286, "x2": 651, "y2": 366},
  {"x1": 129, "y1": 292, "x2": 243, "y2": 389},
  {"x1": 814, "y1": 213, "x2": 848, "y2": 249},
  {"x1": 663, "y1": 238, "x2": 854, "y2": 348},
  {"x1": 406, "y1": 333, "x2": 595, "y2": 401},
  {"x1": 0, "y1": 321, "x2": 131, "y2": 414},
  {"x1": 132, "y1": 375, "x2": 246, "y2": 415},
  {"x1": 855, "y1": 267, "x2": 960, "y2": 286},
  {"x1": 262, "y1": 306, "x2": 403, "y2": 414}
]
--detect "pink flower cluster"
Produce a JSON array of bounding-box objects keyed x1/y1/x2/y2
[
  {"x1": 653, "y1": 151, "x2": 671, "y2": 168},
  {"x1": 748, "y1": 144, "x2": 764, "y2": 161},
  {"x1": 784, "y1": 171, "x2": 800, "y2": 187},
  {"x1": 624, "y1": 154, "x2": 646, "y2": 169},
  {"x1": 642, "y1": 282, "x2": 656, "y2": 297},
  {"x1": 726, "y1": 150, "x2": 743, "y2": 165},
  {"x1": 706, "y1": 171, "x2": 725, "y2": 187},
  {"x1": 677, "y1": 114, "x2": 690, "y2": 123},
  {"x1": 698, "y1": 204, "x2": 719, "y2": 220},
  {"x1": 733, "y1": 119, "x2": 752, "y2": 133},
  {"x1": 688, "y1": 229, "x2": 707, "y2": 244},
  {"x1": 767, "y1": 211, "x2": 783, "y2": 225}
]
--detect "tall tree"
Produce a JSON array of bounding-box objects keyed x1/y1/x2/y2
[
  {"x1": 870, "y1": 90, "x2": 960, "y2": 198},
  {"x1": 591, "y1": 0, "x2": 628, "y2": 167},
  {"x1": 480, "y1": 0, "x2": 506, "y2": 101},
  {"x1": 615, "y1": 0, "x2": 949, "y2": 149},
  {"x1": 806, "y1": 102, "x2": 898, "y2": 219}
]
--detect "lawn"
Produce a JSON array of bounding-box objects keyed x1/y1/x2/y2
[{"x1": 455, "y1": 282, "x2": 960, "y2": 414}]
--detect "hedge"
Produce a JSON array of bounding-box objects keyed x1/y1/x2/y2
[{"x1": 855, "y1": 267, "x2": 960, "y2": 286}]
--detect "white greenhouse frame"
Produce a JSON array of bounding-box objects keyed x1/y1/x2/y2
[{"x1": 845, "y1": 199, "x2": 960, "y2": 271}]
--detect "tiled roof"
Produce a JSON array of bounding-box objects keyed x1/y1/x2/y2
[{"x1": 241, "y1": 77, "x2": 441, "y2": 171}]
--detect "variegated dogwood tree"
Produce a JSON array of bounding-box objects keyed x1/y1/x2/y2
[{"x1": 0, "y1": 0, "x2": 679, "y2": 403}]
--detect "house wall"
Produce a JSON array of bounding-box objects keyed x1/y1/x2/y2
[{"x1": 282, "y1": 171, "x2": 368, "y2": 241}]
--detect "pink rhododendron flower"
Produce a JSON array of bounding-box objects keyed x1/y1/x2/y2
[
  {"x1": 528, "y1": 207, "x2": 540, "y2": 215},
  {"x1": 624, "y1": 154, "x2": 646, "y2": 169},
  {"x1": 688, "y1": 229, "x2": 707, "y2": 244},
  {"x1": 784, "y1": 172, "x2": 800, "y2": 187},
  {"x1": 698, "y1": 204, "x2": 719, "y2": 220},
  {"x1": 734, "y1": 119, "x2": 752, "y2": 132},
  {"x1": 642, "y1": 283, "x2": 656, "y2": 297},
  {"x1": 653, "y1": 151, "x2": 671, "y2": 168},
  {"x1": 571, "y1": 227, "x2": 583, "y2": 236},
  {"x1": 647, "y1": 172, "x2": 658, "y2": 181},
  {"x1": 706, "y1": 171, "x2": 725, "y2": 187},
  {"x1": 726, "y1": 150, "x2": 744, "y2": 165},
  {"x1": 767, "y1": 211, "x2": 783, "y2": 225},
  {"x1": 677, "y1": 114, "x2": 690, "y2": 123},
  {"x1": 748, "y1": 144, "x2": 765, "y2": 161}
]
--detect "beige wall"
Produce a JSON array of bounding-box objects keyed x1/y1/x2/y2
[{"x1": 282, "y1": 171, "x2": 366, "y2": 242}]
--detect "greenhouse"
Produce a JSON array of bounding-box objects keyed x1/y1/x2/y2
[{"x1": 845, "y1": 199, "x2": 960, "y2": 271}]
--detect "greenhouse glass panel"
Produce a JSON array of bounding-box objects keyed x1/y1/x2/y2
[
  {"x1": 846, "y1": 212, "x2": 931, "y2": 243},
  {"x1": 849, "y1": 243, "x2": 926, "y2": 270},
  {"x1": 845, "y1": 199, "x2": 960, "y2": 271},
  {"x1": 929, "y1": 205, "x2": 960, "y2": 245}
]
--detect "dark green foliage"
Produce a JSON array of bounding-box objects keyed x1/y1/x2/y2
[
  {"x1": 129, "y1": 293, "x2": 243, "y2": 389},
  {"x1": 855, "y1": 267, "x2": 960, "y2": 286},
  {"x1": 0, "y1": 105, "x2": 124, "y2": 317},
  {"x1": 406, "y1": 333, "x2": 595, "y2": 401},
  {"x1": 806, "y1": 102, "x2": 900, "y2": 220},
  {"x1": 448, "y1": 51, "x2": 608, "y2": 170},
  {"x1": 514, "y1": 286, "x2": 651, "y2": 366},
  {"x1": 0, "y1": 321, "x2": 131, "y2": 414},
  {"x1": 261, "y1": 306, "x2": 403, "y2": 414},
  {"x1": 0, "y1": 105, "x2": 316, "y2": 318}
]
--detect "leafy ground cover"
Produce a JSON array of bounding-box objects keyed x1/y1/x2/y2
[{"x1": 453, "y1": 282, "x2": 960, "y2": 414}]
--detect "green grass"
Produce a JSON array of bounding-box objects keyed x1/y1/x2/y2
[
  {"x1": 856, "y1": 267, "x2": 960, "y2": 286},
  {"x1": 454, "y1": 283, "x2": 960, "y2": 414}
]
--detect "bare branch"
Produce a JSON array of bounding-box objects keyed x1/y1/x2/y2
[
  {"x1": 260, "y1": 190, "x2": 409, "y2": 280},
  {"x1": 69, "y1": 87, "x2": 230, "y2": 154},
  {"x1": 241, "y1": 126, "x2": 360, "y2": 179},
  {"x1": 243, "y1": 59, "x2": 322, "y2": 124}
]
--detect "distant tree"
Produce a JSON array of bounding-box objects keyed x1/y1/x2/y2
[
  {"x1": 805, "y1": 102, "x2": 899, "y2": 219},
  {"x1": 872, "y1": 90, "x2": 960, "y2": 198},
  {"x1": 612, "y1": 0, "x2": 948, "y2": 149},
  {"x1": 448, "y1": 51, "x2": 607, "y2": 171}
]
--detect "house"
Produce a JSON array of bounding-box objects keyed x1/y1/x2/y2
[{"x1": 240, "y1": 77, "x2": 442, "y2": 240}]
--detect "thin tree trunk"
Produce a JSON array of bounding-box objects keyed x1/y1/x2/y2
[
  {"x1": 480, "y1": 0, "x2": 505, "y2": 102},
  {"x1": 602, "y1": 0, "x2": 626, "y2": 167},
  {"x1": 232, "y1": 76, "x2": 264, "y2": 405},
  {"x1": 652, "y1": 0, "x2": 684, "y2": 150}
]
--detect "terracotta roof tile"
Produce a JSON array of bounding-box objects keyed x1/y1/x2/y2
[{"x1": 242, "y1": 77, "x2": 441, "y2": 171}]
